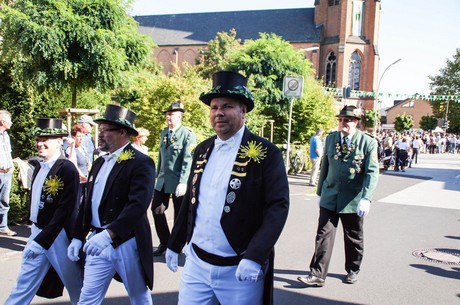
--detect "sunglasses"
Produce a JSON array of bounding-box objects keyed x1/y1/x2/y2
[{"x1": 337, "y1": 118, "x2": 355, "y2": 123}]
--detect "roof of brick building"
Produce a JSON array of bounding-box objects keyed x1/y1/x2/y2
[{"x1": 134, "y1": 8, "x2": 322, "y2": 46}]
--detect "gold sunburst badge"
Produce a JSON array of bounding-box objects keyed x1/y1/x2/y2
[
  {"x1": 238, "y1": 141, "x2": 267, "y2": 163},
  {"x1": 117, "y1": 150, "x2": 135, "y2": 163},
  {"x1": 44, "y1": 176, "x2": 64, "y2": 196}
]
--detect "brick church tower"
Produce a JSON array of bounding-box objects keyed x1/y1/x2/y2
[{"x1": 314, "y1": 0, "x2": 381, "y2": 110}]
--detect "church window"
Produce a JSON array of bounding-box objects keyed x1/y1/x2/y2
[
  {"x1": 348, "y1": 52, "x2": 361, "y2": 90},
  {"x1": 325, "y1": 52, "x2": 337, "y2": 87},
  {"x1": 402, "y1": 100, "x2": 415, "y2": 108}
]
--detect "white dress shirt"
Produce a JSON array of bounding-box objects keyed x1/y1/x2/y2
[
  {"x1": 91, "y1": 144, "x2": 129, "y2": 228},
  {"x1": 30, "y1": 153, "x2": 60, "y2": 223},
  {"x1": 190, "y1": 126, "x2": 245, "y2": 257}
]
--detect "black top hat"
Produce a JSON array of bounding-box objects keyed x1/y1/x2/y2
[
  {"x1": 337, "y1": 105, "x2": 362, "y2": 120},
  {"x1": 199, "y1": 71, "x2": 255, "y2": 112},
  {"x1": 164, "y1": 102, "x2": 185, "y2": 113},
  {"x1": 94, "y1": 104, "x2": 138, "y2": 136},
  {"x1": 32, "y1": 118, "x2": 68, "y2": 137}
]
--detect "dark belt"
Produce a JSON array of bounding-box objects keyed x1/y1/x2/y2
[
  {"x1": 192, "y1": 243, "x2": 243, "y2": 266},
  {"x1": 0, "y1": 168, "x2": 11, "y2": 173},
  {"x1": 91, "y1": 226, "x2": 105, "y2": 233}
]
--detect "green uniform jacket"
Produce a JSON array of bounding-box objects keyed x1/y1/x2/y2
[
  {"x1": 155, "y1": 125, "x2": 196, "y2": 194},
  {"x1": 317, "y1": 130, "x2": 379, "y2": 213}
]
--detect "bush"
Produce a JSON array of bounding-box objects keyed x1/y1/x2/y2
[{"x1": 9, "y1": 168, "x2": 30, "y2": 225}]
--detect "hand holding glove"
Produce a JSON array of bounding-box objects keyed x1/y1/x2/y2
[
  {"x1": 235, "y1": 259, "x2": 262, "y2": 282},
  {"x1": 357, "y1": 199, "x2": 371, "y2": 217},
  {"x1": 165, "y1": 248, "x2": 179, "y2": 272},
  {"x1": 83, "y1": 230, "x2": 112, "y2": 256},
  {"x1": 67, "y1": 238, "x2": 83, "y2": 261},
  {"x1": 23, "y1": 240, "x2": 45, "y2": 259},
  {"x1": 175, "y1": 183, "x2": 187, "y2": 197}
]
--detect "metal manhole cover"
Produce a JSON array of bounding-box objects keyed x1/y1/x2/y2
[{"x1": 412, "y1": 249, "x2": 460, "y2": 266}]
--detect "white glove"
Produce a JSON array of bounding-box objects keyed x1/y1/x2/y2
[
  {"x1": 165, "y1": 248, "x2": 179, "y2": 272},
  {"x1": 175, "y1": 183, "x2": 187, "y2": 197},
  {"x1": 67, "y1": 238, "x2": 83, "y2": 261},
  {"x1": 23, "y1": 240, "x2": 45, "y2": 259},
  {"x1": 83, "y1": 230, "x2": 112, "y2": 256},
  {"x1": 235, "y1": 259, "x2": 262, "y2": 282},
  {"x1": 316, "y1": 195, "x2": 321, "y2": 207},
  {"x1": 357, "y1": 199, "x2": 371, "y2": 217}
]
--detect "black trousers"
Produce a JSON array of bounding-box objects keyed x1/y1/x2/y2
[
  {"x1": 309, "y1": 207, "x2": 364, "y2": 279},
  {"x1": 151, "y1": 189, "x2": 182, "y2": 245}
]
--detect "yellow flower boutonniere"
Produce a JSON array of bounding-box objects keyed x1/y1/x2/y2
[
  {"x1": 238, "y1": 141, "x2": 268, "y2": 163},
  {"x1": 117, "y1": 149, "x2": 135, "y2": 163},
  {"x1": 44, "y1": 176, "x2": 64, "y2": 196}
]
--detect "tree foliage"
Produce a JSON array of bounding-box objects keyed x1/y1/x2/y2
[
  {"x1": 195, "y1": 29, "x2": 241, "y2": 79},
  {"x1": 419, "y1": 115, "x2": 438, "y2": 131},
  {"x1": 394, "y1": 113, "x2": 413, "y2": 132},
  {"x1": 0, "y1": 0, "x2": 155, "y2": 107},
  {"x1": 226, "y1": 33, "x2": 336, "y2": 144},
  {"x1": 362, "y1": 109, "x2": 380, "y2": 130},
  {"x1": 428, "y1": 48, "x2": 460, "y2": 132}
]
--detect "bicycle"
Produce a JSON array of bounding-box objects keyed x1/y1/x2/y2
[{"x1": 281, "y1": 143, "x2": 306, "y2": 174}]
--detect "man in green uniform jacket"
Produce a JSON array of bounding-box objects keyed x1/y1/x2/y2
[
  {"x1": 152, "y1": 102, "x2": 196, "y2": 256},
  {"x1": 298, "y1": 105, "x2": 379, "y2": 287}
]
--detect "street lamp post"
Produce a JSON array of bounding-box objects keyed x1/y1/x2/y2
[{"x1": 374, "y1": 58, "x2": 402, "y2": 133}]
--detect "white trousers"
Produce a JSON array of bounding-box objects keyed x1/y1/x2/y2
[
  {"x1": 178, "y1": 245, "x2": 264, "y2": 305},
  {"x1": 5, "y1": 225, "x2": 83, "y2": 305},
  {"x1": 310, "y1": 157, "x2": 321, "y2": 184},
  {"x1": 78, "y1": 234, "x2": 153, "y2": 305}
]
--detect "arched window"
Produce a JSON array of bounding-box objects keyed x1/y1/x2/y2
[
  {"x1": 325, "y1": 52, "x2": 337, "y2": 87},
  {"x1": 348, "y1": 51, "x2": 361, "y2": 90}
]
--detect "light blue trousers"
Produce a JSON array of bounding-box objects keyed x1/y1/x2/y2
[
  {"x1": 5, "y1": 225, "x2": 83, "y2": 305},
  {"x1": 78, "y1": 235, "x2": 153, "y2": 305},
  {"x1": 178, "y1": 245, "x2": 264, "y2": 305}
]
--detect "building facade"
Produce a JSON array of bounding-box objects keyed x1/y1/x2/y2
[
  {"x1": 135, "y1": 0, "x2": 381, "y2": 110},
  {"x1": 385, "y1": 99, "x2": 434, "y2": 129}
]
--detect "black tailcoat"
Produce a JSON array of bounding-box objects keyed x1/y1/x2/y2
[
  {"x1": 73, "y1": 144, "x2": 156, "y2": 289},
  {"x1": 30, "y1": 157, "x2": 80, "y2": 298},
  {"x1": 168, "y1": 128, "x2": 289, "y2": 304}
]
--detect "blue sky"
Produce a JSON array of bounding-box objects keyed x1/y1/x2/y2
[{"x1": 131, "y1": 0, "x2": 460, "y2": 108}]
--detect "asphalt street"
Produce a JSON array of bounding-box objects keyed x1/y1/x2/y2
[{"x1": 0, "y1": 153, "x2": 459, "y2": 305}]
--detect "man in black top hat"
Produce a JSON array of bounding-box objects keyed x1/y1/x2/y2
[
  {"x1": 5, "y1": 118, "x2": 83, "y2": 305},
  {"x1": 297, "y1": 105, "x2": 379, "y2": 287},
  {"x1": 165, "y1": 71, "x2": 289, "y2": 305},
  {"x1": 67, "y1": 104, "x2": 156, "y2": 304},
  {"x1": 151, "y1": 101, "x2": 196, "y2": 256}
]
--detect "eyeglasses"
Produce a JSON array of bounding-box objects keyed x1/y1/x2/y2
[
  {"x1": 98, "y1": 128, "x2": 121, "y2": 133},
  {"x1": 337, "y1": 118, "x2": 355, "y2": 123}
]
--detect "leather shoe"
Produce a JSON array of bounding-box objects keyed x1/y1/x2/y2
[
  {"x1": 153, "y1": 244, "x2": 167, "y2": 256},
  {"x1": 344, "y1": 270, "x2": 359, "y2": 284},
  {"x1": 0, "y1": 229, "x2": 17, "y2": 236},
  {"x1": 297, "y1": 274, "x2": 325, "y2": 287}
]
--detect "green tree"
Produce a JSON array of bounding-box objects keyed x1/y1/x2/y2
[
  {"x1": 363, "y1": 109, "x2": 380, "y2": 130},
  {"x1": 394, "y1": 113, "x2": 413, "y2": 132},
  {"x1": 428, "y1": 48, "x2": 460, "y2": 132},
  {"x1": 419, "y1": 115, "x2": 438, "y2": 131},
  {"x1": 226, "y1": 33, "x2": 336, "y2": 144},
  {"x1": 0, "y1": 0, "x2": 154, "y2": 108},
  {"x1": 195, "y1": 29, "x2": 241, "y2": 79}
]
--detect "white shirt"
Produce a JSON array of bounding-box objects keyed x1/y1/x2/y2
[
  {"x1": 30, "y1": 153, "x2": 60, "y2": 223},
  {"x1": 91, "y1": 143, "x2": 129, "y2": 228},
  {"x1": 190, "y1": 126, "x2": 245, "y2": 257}
]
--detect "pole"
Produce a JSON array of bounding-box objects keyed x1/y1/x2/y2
[
  {"x1": 286, "y1": 97, "x2": 294, "y2": 171},
  {"x1": 268, "y1": 120, "x2": 275, "y2": 142},
  {"x1": 374, "y1": 58, "x2": 402, "y2": 134}
]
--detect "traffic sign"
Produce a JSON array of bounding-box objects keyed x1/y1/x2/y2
[{"x1": 283, "y1": 76, "x2": 304, "y2": 98}]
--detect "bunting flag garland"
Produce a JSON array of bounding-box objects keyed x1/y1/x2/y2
[{"x1": 322, "y1": 87, "x2": 460, "y2": 102}]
